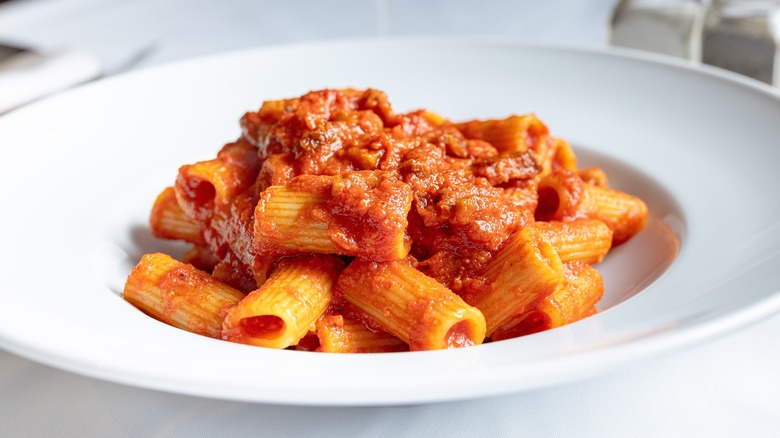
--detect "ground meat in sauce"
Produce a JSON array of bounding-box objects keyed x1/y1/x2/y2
[{"x1": 239, "y1": 88, "x2": 541, "y2": 294}]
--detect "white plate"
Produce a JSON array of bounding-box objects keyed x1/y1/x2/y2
[{"x1": 1, "y1": 38, "x2": 779, "y2": 406}]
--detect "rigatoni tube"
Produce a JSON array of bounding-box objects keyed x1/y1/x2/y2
[
  {"x1": 315, "y1": 314, "x2": 408, "y2": 353},
  {"x1": 149, "y1": 187, "x2": 205, "y2": 245},
  {"x1": 466, "y1": 226, "x2": 567, "y2": 337},
  {"x1": 123, "y1": 253, "x2": 245, "y2": 338},
  {"x1": 174, "y1": 140, "x2": 260, "y2": 222},
  {"x1": 534, "y1": 219, "x2": 613, "y2": 264},
  {"x1": 254, "y1": 172, "x2": 412, "y2": 261},
  {"x1": 491, "y1": 261, "x2": 604, "y2": 341},
  {"x1": 222, "y1": 254, "x2": 344, "y2": 349},
  {"x1": 578, "y1": 183, "x2": 648, "y2": 245},
  {"x1": 336, "y1": 259, "x2": 486, "y2": 351},
  {"x1": 456, "y1": 114, "x2": 549, "y2": 157},
  {"x1": 253, "y1": 184, "x2": 337, "y2": 254}
]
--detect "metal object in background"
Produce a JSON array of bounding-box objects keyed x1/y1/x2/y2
[
  {"x1": 0, "y1": 43, "x2": 25, "y2": 62},
  {"x1": 609, "y1": 0, "x2": 780, "y2": 86},
  {"x1": 0, "y1": 44, "x2": 102, "y2": 114},
  {"x1": 702, "y1": 0, "x2": 780, "y2": 85},
  {"x1": 609, "y1": 0, "x2": 707, "y2": 61}
]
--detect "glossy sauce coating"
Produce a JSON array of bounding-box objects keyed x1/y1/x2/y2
[
  {"x1": 140, "y1": 88, "x2": 649, "y2": 350},
  {"x1": 242, "y1": 89, "x2": 540, "y2": 292}
]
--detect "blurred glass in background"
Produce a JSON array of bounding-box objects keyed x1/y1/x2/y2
[
  {"x1": 610, "y1": 0, "x2": 706, "y2": 61},
  {"x1": 703, "y1": 0, "x2": 780, "y2": 85},
  {"x1": 610, "y1": 0, "x2": 780, "y2": 85}
]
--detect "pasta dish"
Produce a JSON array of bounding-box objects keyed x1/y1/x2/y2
[{"x1": 123, "y1": 89, "x2": 647, "y2": 352}]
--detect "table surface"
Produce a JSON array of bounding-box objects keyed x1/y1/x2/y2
[{"x1": 1, "y1": 1, "x2": 779, "y2": 436}]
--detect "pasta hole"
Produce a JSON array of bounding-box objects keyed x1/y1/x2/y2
[
  {"x1": 177, "y1": 177, "x2": 217, "y2": 220},
  {"x1": 445, "y1": 320, "x2": 477, "y2": 348},
  {"x1": 535, "y1": 186, "x2": 560, "y2": 221},
  {"x1": 239, "y1": 315, "x2": 286, "y2": 339},
  {"x1": 190, "y1": 179, "x2": 216, "y2": 206}
]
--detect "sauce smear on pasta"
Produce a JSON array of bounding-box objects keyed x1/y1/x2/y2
[{"x1": 123, "y1": 88, "x2": 648, "y2": 353}]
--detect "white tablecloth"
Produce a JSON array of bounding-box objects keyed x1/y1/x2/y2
[{"x1": 1, "y1": 1, "x2": 779, "y2": 436}]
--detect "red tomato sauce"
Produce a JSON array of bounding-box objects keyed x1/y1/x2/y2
[{"x1": 238, "y1": 89, "x2": 540, "y2": 295}]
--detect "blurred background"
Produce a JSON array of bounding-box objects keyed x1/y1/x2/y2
[
  {"x1": 0, "y1": 0, "x2": 614, "y2": 112},
  {"x1": 2, "y1": 0, "x2": 778, "y2": 113},
  {"x1": 0, "y1": 0, "x2": 615, "y2": 70}
]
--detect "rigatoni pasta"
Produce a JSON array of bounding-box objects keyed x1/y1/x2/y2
[
  {"x1": 123, "y1": 253, "x2": 245, "y2": 338},
  {"x1": 314, "y1": 313, "x2": 408, "y2": 353},
  {"x1": 336, "y1": 259, "x2": 486, "y2": 350},
  {"x1": 123, "y1": 88, "x2": 648, "y2": 352},
  {"x1": 222, "y1": 254, "x2": 344, "y2": 349},
  {"x1": 534, "y1": 219, "x2": 613, "y2": 264},
  {"x1": 463, "y1": 225, "x2": 566, "y2": 337},
  {"x1": 490, "y1": 261, "x2": 604, "y2": 341},
  {"x1": 149, "y1": 187, "x2": 206, "y2": 245}
]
